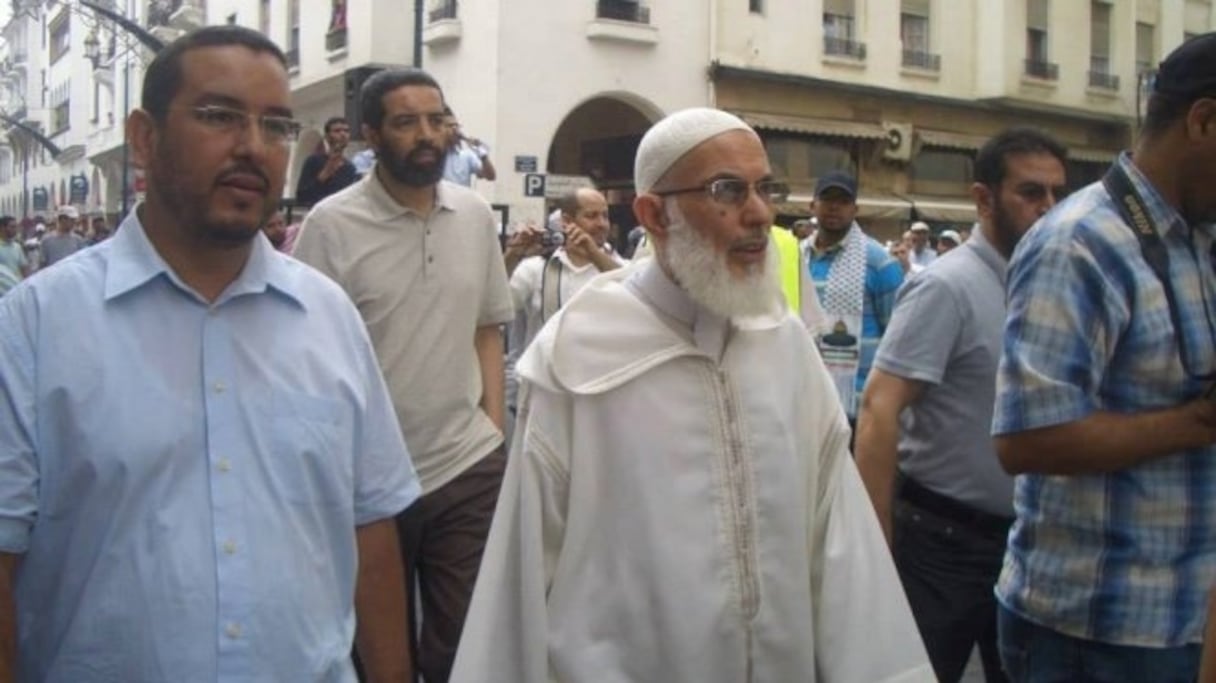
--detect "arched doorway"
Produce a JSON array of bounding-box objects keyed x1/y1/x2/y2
[{"x1": 547, "y1": 93, "x2": 661, "y2": 252}]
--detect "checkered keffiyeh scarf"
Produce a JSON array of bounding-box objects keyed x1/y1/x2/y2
[{"x1": 821, "y1": 224, "x2": 867, "y2": 320}]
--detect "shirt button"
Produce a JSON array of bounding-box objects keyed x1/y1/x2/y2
[
  {"x1": 223, "y1": 540, "x2": 237, "y2": 555},
  {"x1": 213, "y1": 381, "x2": 227, "y2": 393},
  {"x1": 428, "y1": 256, "x2": 434, "y2": 263},
  {"x1": 225, "y1": 622, "x2": 242, "y2": 639},
  {"x1": 216, "y1": 458, "x2": 232, "y2": 473}
]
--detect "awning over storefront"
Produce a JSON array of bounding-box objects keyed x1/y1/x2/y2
[
  {"x1": 917, "y1": 129, "x2": 988, "y2": 151},
  {"x1": 783, "y1": 193, "x2": 914, "y2": 221},
  {"x1": 738, "y1": 112, "x2": 888, "y2": 140},
  {"x1": 1070, "y1": 146, "x2": 1119, "y2": 163},
  {"x1": 910, "y1": 197, "x2": 977, "y2": 223}
]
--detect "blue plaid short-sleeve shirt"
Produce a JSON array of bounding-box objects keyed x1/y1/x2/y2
[{"x1": 993, "y1": 152, "x2": 1216, "y2": 647}]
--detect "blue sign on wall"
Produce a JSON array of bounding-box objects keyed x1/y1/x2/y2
[{"x1": 70, "y1": 174, "x2": 89, "y2": 204}]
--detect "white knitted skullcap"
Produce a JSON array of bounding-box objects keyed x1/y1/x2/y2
[{"x1": 634, "y1": 108, "x2": 752, "y2": 193}]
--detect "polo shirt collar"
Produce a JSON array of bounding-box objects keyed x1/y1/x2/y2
[
  {"x1": 363, "y1": 167, "x2": 456, "y2": 222},
  {"x1": 103, "y1": 206, "x2": 304, "y2": 309},
  {"x1": 965, "y1": 224, "x2": 1008, "y2": 286}
]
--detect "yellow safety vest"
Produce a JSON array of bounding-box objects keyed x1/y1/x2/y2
[{"x1": 771, "y1": 227, "x2": 801, "y2": 312}]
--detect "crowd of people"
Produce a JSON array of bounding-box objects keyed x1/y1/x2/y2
[
  {"x1": 2, "y1": 21, "x2": 1216, "y2": 683},
  {"x1": 0, "y1": 206, "x2": 112, "y2": 296}
]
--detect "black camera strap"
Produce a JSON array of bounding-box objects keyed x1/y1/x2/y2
[{"x1": 1102, "y1": 162, "x2": 1216, "y2": 380}]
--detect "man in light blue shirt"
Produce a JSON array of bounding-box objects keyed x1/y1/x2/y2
[
  {"x1": 441, "y1": 107, "x2": 496, "y2": 187},
  {"x1": 0, "y1": 26, "x2": 419, "y2": 682}
]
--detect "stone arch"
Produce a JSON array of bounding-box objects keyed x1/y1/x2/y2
[{"x1": 546, "y1": 93, "x2": 662, "y2": 247}]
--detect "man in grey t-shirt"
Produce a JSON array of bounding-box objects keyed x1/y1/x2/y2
[
  {"x1": 854, "y1": 128, "x2": 1068, "y2": 683},
  {"x1": 40, "y1": 206, "x2": 88, "y2": 268}
]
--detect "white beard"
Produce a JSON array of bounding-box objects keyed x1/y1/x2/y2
[{"x1": 662, "y1": 201, "x2": 781, "y2": 319}]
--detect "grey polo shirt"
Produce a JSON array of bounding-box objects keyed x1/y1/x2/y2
[
  {"x1": 40, "y1": 232, "x2": 88, "y2": 268},
  {"x1": 294, "y1": 174, "x2": 514, "y2": 493},
  {"x1": 872, "y1": 228, "x2": 1014, "y2": 516}
]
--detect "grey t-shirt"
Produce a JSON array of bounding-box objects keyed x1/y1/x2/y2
[
  {"x1": 873, "y1": 228, "x2": 1014, "y2": 516},
  {"x1": 40, "y1": 232, "x2": 88, "y2": 267}
]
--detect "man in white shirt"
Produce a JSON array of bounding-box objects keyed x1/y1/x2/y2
[
  {"x1": 451, "y1": 107, "x2": 932, "y2": 683},
  {"x1": 907, "y1": 221, "x2": 936, "y2": 268},
  {"x1": 502, "y1": 188, "x2": 624, "y2": 431},
  {"x1": 506, "y1": 187, "x2": 623, "y2": 350}
]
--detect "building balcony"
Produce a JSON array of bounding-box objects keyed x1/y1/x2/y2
[
  {"x1": 1024, "y1": 58, "x2": 1058, "y2": 80},
  {"x1": 596, "y1": 0, "x2": 650, "y2": 24},
  {"x1": 326, "y1": 28, "x2": 347, "y2": 52},
  {"x1": 1088, "y1": 70, "x2": 1119, "y2": 90},
  {"x1": 429, "y1": 0, "x2": 458, "y2": 22},
  {"x1": 824, "y1": 36, "x2": 866, "y2": 60},
  {"x1": 902, "y1": 49, "x2": 940, "y2": 71}
]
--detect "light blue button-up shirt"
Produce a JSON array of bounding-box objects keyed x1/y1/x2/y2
[{"x1": 0, "y1": 210, "x2": 420, "y2": 682}]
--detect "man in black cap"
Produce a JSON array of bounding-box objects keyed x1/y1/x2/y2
[
  {"x1": 991, "y1": 32, "x2": 1216, "y2": 682},
  {"x1": 805, "y1": 170, "x2": 904, "y2": 429}
]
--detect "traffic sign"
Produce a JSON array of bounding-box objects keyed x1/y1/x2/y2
[{"x1": 524, "y1": 173, "x2": 546, "y2": 197}]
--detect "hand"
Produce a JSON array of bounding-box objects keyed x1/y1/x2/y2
[
  {"x1": 505, "y1": 222, "x2": 546, "y2": 259},
  {"x1": 564, "y1": 224, "x2": 597, "y2": 260}
]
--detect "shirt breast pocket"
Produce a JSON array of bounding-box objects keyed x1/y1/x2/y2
[{"x1": 255, "y1": 391, "x2": 352, "y2": 507}]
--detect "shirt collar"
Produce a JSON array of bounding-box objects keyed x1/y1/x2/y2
[
  {"x1": 103, "y1": 207, "x2": 304, "y2": 309},
  {"x1": 554, "y1": 245, "x2": 619, "y2": 273},
  {"x1": 364, "y1": 168, "x2": 457, "y2": 222},
  {"x1": 964, "y1": 224, "x2": 1009, "y2": 286},
  {"x1": 1118, "y1": 151, "x2": 1189, "y2": 239},
  {"x1": 808, "y1": 221, "x2": 859, "y2": 258}
]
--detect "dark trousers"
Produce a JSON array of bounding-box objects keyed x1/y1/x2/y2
[
  {"x1": 893, "y1": 480, "x2": 1011, "y2": 683},
  {"x1": 396, "y1": 447, "x2": 506, "y2": 683},
  {"x1": 998, "y1": 605, "x2": 1201, "y2": 682}
]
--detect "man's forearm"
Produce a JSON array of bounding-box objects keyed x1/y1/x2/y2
[
  {"x1": 854, "y1": 407, "x2": 902, "y2": 544},
  {"x1": 590, "y1": 249, "x2": 621, "y2": 273},
  {"x1": 354, "y1": 520, "x2": 411, "y2": 683},
  {"x1": 996, "y1": 401, "x2": 1216, "y2": 475},
  {"x1": 1, "y1": 553, "x2": 20, "y2": 683},
  {"x1": 503, "y1": 249, "x2": 527, "y2": 277},
  {"x1": 475, "y1": 325, "x2": 506, "y2": 432}
]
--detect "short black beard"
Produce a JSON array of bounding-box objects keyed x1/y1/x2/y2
[
  {"x1": 992, "y1": 198, "x2": 1022, "y2": 259},
  {"x1": 380, "y1": 142, "x2": 445, "y2": 188}
]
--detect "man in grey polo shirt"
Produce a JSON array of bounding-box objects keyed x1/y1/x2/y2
[
  {"x1": 854, "y1": 128, "x2": 1068, "y2": 683},
  {"x1": 293, "y1": 68, "x2": 513, "y2": 683},
  {"x1": 39, "y1": 206, "x2": 88, "y2": 268}
]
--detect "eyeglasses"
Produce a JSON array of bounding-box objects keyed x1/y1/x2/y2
[
  {"x1": 653, "y1": 178, "x2": 790, "y2": 207},
  {"x1": 187, "y1": 105, "x2": 302, "y2": 144}
]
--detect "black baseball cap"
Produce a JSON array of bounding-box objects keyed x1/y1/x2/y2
[
  {"x1": 1153, "y1": 31, "x2": 1216, "y2": 100},
  {"x1": 814, "y1": 171, "x2": 858, "y2": 199}
]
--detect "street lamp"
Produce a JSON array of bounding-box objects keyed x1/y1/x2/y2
[
  {"x1": 83, "y1": 29, "x2": 101, "y2": 65},
  {"x1": 83, "y1": 26, "x2": 133, "y2": 217}
]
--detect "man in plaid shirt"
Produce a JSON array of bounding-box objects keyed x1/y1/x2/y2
[{"x1": 993, "y1": 32, "x2": 1216, "y2": 682}]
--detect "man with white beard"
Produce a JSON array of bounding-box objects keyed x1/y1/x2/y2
[{"x1": 450, "y1": 108, "x2": 932, "y2": 683}]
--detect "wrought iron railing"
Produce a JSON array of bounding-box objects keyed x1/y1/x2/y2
[
  {"x1": 902, "y1": 49, "x2": 940, "y2": 71},
  {"x1": 429, "y1": 0, "x2": 458, "y2": 22},
  {"x1": 1024, "y1": 58, "x2": 1059, "y2": 80},
  {"x1": 825, "y1": 36, "x2": 866, "y2": 60},
  {"x1": 1088, "y1": 70, "x2": 1119, "y2": 89},
  {"x1": 325, "y1": 28, "x2": 347, "y2": 51},
  {"x1": 596, "y1": 0, "x2": 650, "y2": 23}
]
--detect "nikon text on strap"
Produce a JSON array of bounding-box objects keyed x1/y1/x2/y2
[{"x1": 1101, "y1": 162, "x2": 1216, "y2": 380}]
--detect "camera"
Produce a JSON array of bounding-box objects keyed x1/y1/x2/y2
[{"x1": 541, "y1": 231, "x2": 566, "y2": 248}]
